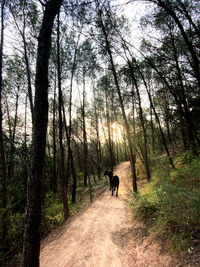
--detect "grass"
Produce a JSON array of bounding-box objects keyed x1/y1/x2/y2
[{"x1": 129, "y1": 151, "x2": 200, "y2": 260}]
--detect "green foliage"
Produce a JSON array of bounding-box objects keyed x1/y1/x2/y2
[
  {"x1": 43, "y1": 193, "x2": 64, "y2": 233},
  {"x1": 0, "y1": 211, "x2": 24, "y2": 265},
  {"x1": 129, "y1": 153, "x2": 200, "y2": 254}
]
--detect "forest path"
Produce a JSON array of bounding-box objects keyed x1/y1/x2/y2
[{"x1": 40, "y1": 162, "x2": 177, "y2": 267}]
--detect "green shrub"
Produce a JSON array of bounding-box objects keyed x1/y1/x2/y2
[
  {"x1": 43, "y1": 193, "x2": 64, "y2": 232},
  {"x1": 129, "y1": 153, "x2": 200, "y2": 253}
]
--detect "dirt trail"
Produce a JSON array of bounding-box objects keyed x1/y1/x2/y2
[{"x1": 40, "y1": 162, "x2": 177, "y2": 267}]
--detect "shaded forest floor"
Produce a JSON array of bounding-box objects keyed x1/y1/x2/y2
[{"x1": 40, "y1": 162, "x2": 178, "y2": 267}]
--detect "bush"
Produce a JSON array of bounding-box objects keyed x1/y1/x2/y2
[
  {"x1": 129, "y1": 153, "x2": 200, "y2": 253},
  {"x1": 43, "y1": 193, "x2": 64, "y2": 233}
]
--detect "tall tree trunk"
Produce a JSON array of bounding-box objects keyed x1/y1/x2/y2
[
  {"x1": 24, "y1": 94, "x2": 28, "y2": 194},
  {"x1": 52, "y1": 79, "x2": 57, "y2": 193},
  {"x1": 22, "y1": 1, "x2": 63, "y2": 266},
  {"x1": 97, "y1": 6, "x2": 137, "y2": 192},
  {"x1": 0, "y1": 0, "x2": 8, "y2": 252},
  {"x1": 105, "y1": 83, "x2": 114, "y2": 171},
  {"x1": 150, "y1": 103, "x2": 155, "y2": 153},
  {"x1": 93, "y1": 87, "x2": 101, "y2": 180},
  {"x1": 70, "y1": 148, "x2": 77, "y2": 203},
  {"x1": 82, "y1": 70, "x2": 88, "y2": 187},
  {"x1": 8, "y1": 91, "x2": 19, "y2": 181},
  {"x1": 57, "y1": 13, "x2": 69, "y2": 221},
  {"x1": 62, "y1": 105, "x2": 77, "y2": 204},
  {"x1": 127, "y1": 60, "x2": 151, "y2": 181},
  {"x1": 140, "y1": 73, "x2": 175, "y2": 169},
  {"x1": 65, "y1": 33, "x2": 80, "y2": 203}
]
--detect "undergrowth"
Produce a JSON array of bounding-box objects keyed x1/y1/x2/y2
[
  {"x1": 129, "y1": 151, "x2": 200, "y2": 258},
  {"x1": 42, "y1": 175, "x2": 107, "y2": 237},
  {"x1": 1, "y1": 175, "x2": 107, "y2": 266}
]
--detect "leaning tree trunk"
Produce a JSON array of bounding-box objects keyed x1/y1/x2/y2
[
  {"x1": 22, "y1": 1, "x2": 63, "y2": 266},
  {"x1": 155, "y1": 0, "x2": 200, "y2": 89},
  {"x1": 139, "y1": 69, "x2": 175, "y2": 169},
  {"x1": 127, "y1": 59, "x2": 151, "y2": 182},
  {"x1": 97, "y1": 7, "x2": 137, "y2": 192}
]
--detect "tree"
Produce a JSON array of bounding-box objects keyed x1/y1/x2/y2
[
  {"x1": 9, "y1": 0, "x2": 38, "y2": 122},
  {"x1": 57, "y1": 12, "x2": 69, "y2": 221},
  {"x1": 0, "y1": 0, "x2": 8, "y2": 252},
  {"x1": 22, "y1": 0, "x2": 63, "y2": 266},
  {"x1": 94, "y1": 1, "x2": 138, "y2": 192}
]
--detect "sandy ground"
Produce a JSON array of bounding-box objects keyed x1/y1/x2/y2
[{"x1": 40, "y1": 162, "x2": 177, "y2": 267}]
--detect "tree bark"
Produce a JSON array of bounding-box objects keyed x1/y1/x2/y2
[
  {"x1": 0, "y1": 0, "x2": 8, "y2": 252},
  {"x1": 82, "y1": 70, "x2": 89, "y2": 187},
  {"x1": 22, "y1": 1, "x2": 63, "y2": 266},
  {"x1": 105, "y1": 81, "x2": 114, "y2": 171},
  {"x1": 57, "y1": 13, "x2": 69, "y2": 221},
  {"x1": 8, "y1": 90, "x2": 19, "y2": 181},
  {"x1": 52, "y1": 78, "x2": 57, "y2": 193},
  {"x1": 93, "y1": 87, "x2": 101, "y2": 180}
]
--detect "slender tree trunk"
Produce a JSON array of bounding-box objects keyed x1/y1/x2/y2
[
  {"x1": 23, "y1": 27, "x2": 34, "y2": 122},
  {"x1": 65, "y1": 33, "x2": 80, "y2": 203},
  {"x1": 82, "y1": 70, "x2": 89, "y2": 187},
  {"x1": 52, "y1": 79, "x2": 57, "y2": 193},
  {"x1": 143, "y1": 80, "x2": 175, "y2": 169},
  {"x1": 150, "y1": 103, "x2": 155, "y2": 153},
  {"x1": 127, "y1": 60, "x2": 151, "y2": 181},
  {"x1": 105, "y1": 83, "x2": 114, "y2": 171},
  {"x1": 70, "y1": 149, "x2": 77, "y2": 203},
  {"x1": 22, "y1": 1, "x2": 63, "y2": 266},
  {"x1": 23, "y1": 94, "x2": 28, "y2": 193},
  {"x1": 93, "y1": 87, "x2": 101, "y2": 180},
  {"x1": 131, "y1": 87, "x2": 136, "y2": 138},
  {"x1": 62, "y1": 105, "x2": 77, "y2": 204},
  {"x1": 8, "y1": 91, "x2": 19, "y2": 181},
  {"x1": 130, "y1": 56, "x2": 175, "y2": 168},
  {"x1": 0, "y1": 0, "x2": 8, "y2": 251},
  {"x1": 97, "y1": 7, "x2": 137, "y2": 192},
  {"x1": 57, "y1": 13, "x2": 69, "y2": 221}
]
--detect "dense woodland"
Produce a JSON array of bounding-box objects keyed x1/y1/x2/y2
[{"x1": 0, "y1": 0, "x2": 200, "y2": 265}]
